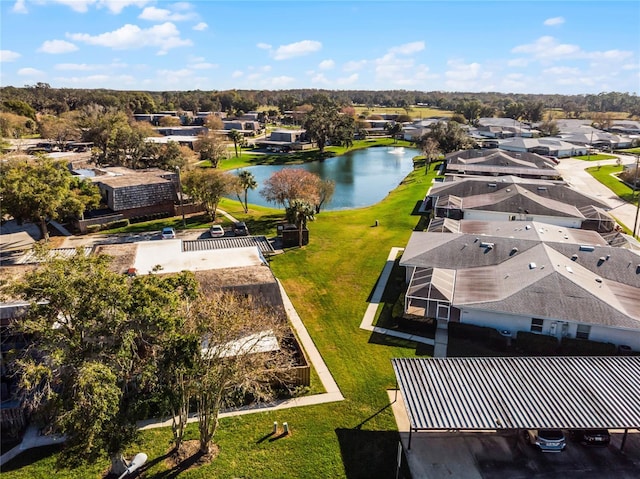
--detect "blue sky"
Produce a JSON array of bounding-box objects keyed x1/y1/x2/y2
[{"x1": 1, "y1": 1, "x2": 639, "y2": 94}]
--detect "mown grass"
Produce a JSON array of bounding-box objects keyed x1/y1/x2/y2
[
  {"x1": 572, "y1": 154, "x2": 618, "y2": 161},
  {"x1": 4, "y1": 154, "x2": 434, "y2": 479},
  {"x1": 586, "y1": 164, "x2": 638, "y2": 203},
  {"x1": 353, "y1": 105, "x2": 452, "y2": 118}
]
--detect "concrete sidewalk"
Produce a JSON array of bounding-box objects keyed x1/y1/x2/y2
[{"x1": 359, "y1": 247, "x2": 436, "y2": 348}]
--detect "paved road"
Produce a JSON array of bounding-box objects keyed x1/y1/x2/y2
[{"x1": 555, "y1": 155, "x2": 639, "y2": 235}]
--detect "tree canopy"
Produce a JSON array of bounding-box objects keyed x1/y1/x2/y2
[
  {"x1": 9, "y1": 252, "x2": 197, "y2": 470},
  {"x1": 183, "y1": 168, "x2": 235, "y2": 220},
  {"x1": 0, "y1": 157, "x2": 101, "y2": 240}
]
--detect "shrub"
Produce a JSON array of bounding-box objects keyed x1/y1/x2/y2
[
  {"x1": 86, "y1": 224, "x2": 102, "y2": 233},
  {"x1": 105, "y1": 219, "x2": 129, "y2": 229},
  {"x1": 560, "y1": 338, "x2": 617, "y2": 356},
  {"x1": 448, "y1": 322, "x2": 502, "y2": 343},
  {"x1": 515, "y1": 331, "x2": 559, "y2": 355}
]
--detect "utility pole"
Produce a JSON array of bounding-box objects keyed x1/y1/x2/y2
[{"x1": 633, "y1": 154, "x2": 640, "y2": 239}]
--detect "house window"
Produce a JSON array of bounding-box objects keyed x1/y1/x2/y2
[
  {"x1": 531, "y1": 318, "x2": 544, "y2": 333},
  {"x1": 576, "y1": 324, "x2": 591, "y2": 340}
]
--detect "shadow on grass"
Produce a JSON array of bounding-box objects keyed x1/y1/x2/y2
[
  {"x1": 1, "y1": 444, "x2": 63, "y2": 472},
  {"x1": 367, "y1": 331, "x2": 419, "y2": 351},
  {"x1": 335, "y1": 428, "x2": 412, "y2": 479}
]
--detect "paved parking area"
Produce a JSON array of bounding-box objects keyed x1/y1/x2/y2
[
  {"x1": 389, "y1": 391, "x2": 640, "y2": 479},
  {"x1": 400, "y1": 430, "x2": 640, "y2": 479}
]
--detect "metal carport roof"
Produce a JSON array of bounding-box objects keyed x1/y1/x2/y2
[{"x1": 392, "y1": 357, "x2": 640, "y2": 433}]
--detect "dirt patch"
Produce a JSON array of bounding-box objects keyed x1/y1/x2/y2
[
  {"x1": 93, "y1": 243, "x2": 138, "y2": 274},
  {"x1": 164, "y1": 440, "x2": 219, "y2": 472}
]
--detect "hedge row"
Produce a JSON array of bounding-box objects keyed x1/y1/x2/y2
[
  {"x1": 130, "y1": 212, "x2": 172, "y2": 224},
  {"x1": 85, "y1": 218, "x2": 130, "y2": 233}
]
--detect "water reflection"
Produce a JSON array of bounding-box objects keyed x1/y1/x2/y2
[{"x1": 236, "y1": 146, "x2": 419, "y2": 210}]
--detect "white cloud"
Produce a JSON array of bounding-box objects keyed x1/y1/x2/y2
[
  {"x1": 192, "y1": 22, "x2": 208, "y2": 31},
  {"x1": 543, "y1": 66, "x2": 581, "y2": 76},
  {"x1": 190, "y1": 62, "x2": 217, "y2": 70},
  {"x1": 50, "y1": 0, "x2": 151, "y2": 14},
  {"x1": 18, "y1": 67, "x2": 45, "y2": 76},
  {"x1": 343, "y1": 60, "x2": 366, "y2": 72},
  {"x1": 257, "y1": 43, "x2": 272, "y2": 50},
  {"x1": 587, "y1": 49, "x2": 633, "y2": 62},
  {"x1": 53, "y1": 74, "x2": 137, "y2": 86},
  {"x1": 55, "y1": 63, "x2": 98, "y2": 71},
  {"x1": 544, "y1": 16, "x2": 565, "y2": 26},
  {"x1": 373, "y1": 43, "x2": 433, "y2": 86},
  {"x1": 389, "y1": 41, "x2": 425, "y2": 55},
  {"x1": 310, "y1": 72, "x2": 329, "y2": 84},
  {"x1": 336, "y1": 73, "x2": 359, "y2": 86},
  {"x1": 0, "y1": 50, "x2": 21, "y2": 62},
  {"x1": 444, "y1": 59, "x2": 493, "y2": 91},
  {"x1": 511, "y1": 36, "x2": 634, "y2": 69},
  {"x1": 68, "y1": 22, "x2": 192, "y2": 54},
  {"x1": 266, "y1": 76, "x2": 296, "y2": 87},
  {"x1": 157, "y1": 68, "x2": 193, "y2": 78},
  {"x1": 12, "y1": 0, "x2": 27, "y2": 13},
  {"x1": 507, "y1": 58, "x2": 529, "y2": 67},
  {"x1": 38, "y1": 39, "x2": 78, "y2": 54},
  {"x1": 318, "y1": 59, "x2": 335, "y2": 70},
  {"x1": 512, "y1": 36, "x2": 580, "y2": 60},
  {"x1": 272, "y1": 40, "x2": 321, "y2": 60},
  {"x1": 622, "y1": 63, "x2": 640, "y2": 71},
  {"x1": 232, "y1": 70, "x2": 243, "y2": 78},
  {"x1": 139, "y1": 6, "x2": 194, "y2": 21}
]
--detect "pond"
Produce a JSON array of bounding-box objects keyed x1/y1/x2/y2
[{"x1": 235, "y1": 146, "x2": 420, "y2": 210}]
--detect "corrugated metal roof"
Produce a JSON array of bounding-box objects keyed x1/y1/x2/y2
[
  {"x1": 392, "y1": 357, "x2": 640, "y2": 431},
  {"x1": 183, "y1": 236, "x2": 275, "y2": 255}
]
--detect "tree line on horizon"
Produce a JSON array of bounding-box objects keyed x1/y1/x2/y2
[{"x1": 1, "y1": 83, "x2": 639, "y2": 120}]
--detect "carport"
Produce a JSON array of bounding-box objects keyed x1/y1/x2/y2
[{"x1": 392, "y1": 356, "x2": 640, "y2": 451}]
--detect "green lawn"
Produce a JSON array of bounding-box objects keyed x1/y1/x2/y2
[
  {"x1": 572, "y1": 153, "x2": 618, "y2": 161},
  {"x1": 4, "y1": 162, "x2": 434, "y2": 478},
  {"x1": 586, "y1": 164, "x2": 639, "y2": 203}
]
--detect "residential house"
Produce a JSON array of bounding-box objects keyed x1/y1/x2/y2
[
  {"x1": 90, "y1": 167, "x2": 178, "y2": 221},
  {"x1": 399, "y1": 231, "x2": 640, "y2": 350},
  {"x1": 422, "y1": 175, "x2": 615, "y2": 232},
  {"x1": 498, "y1": 137, "x2": 587, "y2": 158},
  {"x1": 255, "y1": 129, "x2": 313, "y2": 151},
  {"x1": 443, "y1": 149, "x2": 560, "y2": 180}
]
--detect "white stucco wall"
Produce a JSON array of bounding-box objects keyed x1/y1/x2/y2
[{"x1": 459, "y1": 307, "x2": 640, "y2": 350}]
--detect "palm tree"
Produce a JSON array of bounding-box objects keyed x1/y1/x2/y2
[
  {"x1": 385, "y1": 122, "x2": 402, "y2": 143},
  {"x1": 286, "y1": 199, "x2": 314, "y2": 247},
  {"x1": 235, "y1": 170, "x2": 258, "y2": 213},
  {"x1": 227, "y1": 129, "x2": 243, "y2": 157}
]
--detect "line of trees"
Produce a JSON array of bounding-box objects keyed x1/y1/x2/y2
[{"x1": 3, "y1": 85, "x2": 638, "y2": 119}]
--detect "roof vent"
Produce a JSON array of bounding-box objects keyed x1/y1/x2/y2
[
  {"x1": 579, "y1": 245, "x2": 595, "y2": 252},
  {"x1": 566, "y1": 266, "x2": 574, "y2": 274},
  {"x1": 537, "y1": 186, "x2": 547, "y2": 191},
  {"x1": 510, "y1": 247, "x2": 519, "y2": 255},
  {"x1": 488, "y1": 183, "x2": 497, "y2": 187},
  {"x1": 571, "y1": 254, "x2": 578, "y2": 261},
  {"x1": 525, "y1": 225, "x2": 531, "y2": 230},
  {"x1": 529, "y1": 262, "x2": 537, "y2": 269},
  {"x1": 480, "y1": 242, "x2": 494, "y2": 249},
  {"x1": 606, "y1": 254, "x2": 610, "y2": 260},
  {"x1": 595, "y1": 277, "x2": 603, "y2": 283}
]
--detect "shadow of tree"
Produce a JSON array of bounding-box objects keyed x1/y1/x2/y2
[{"x1": 335, "y1": 428, "x2": 412, "y2": 479}]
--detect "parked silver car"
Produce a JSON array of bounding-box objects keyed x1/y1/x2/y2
[{"x1": 524, "y1": 429, "x2": 566, "y2": 452}]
